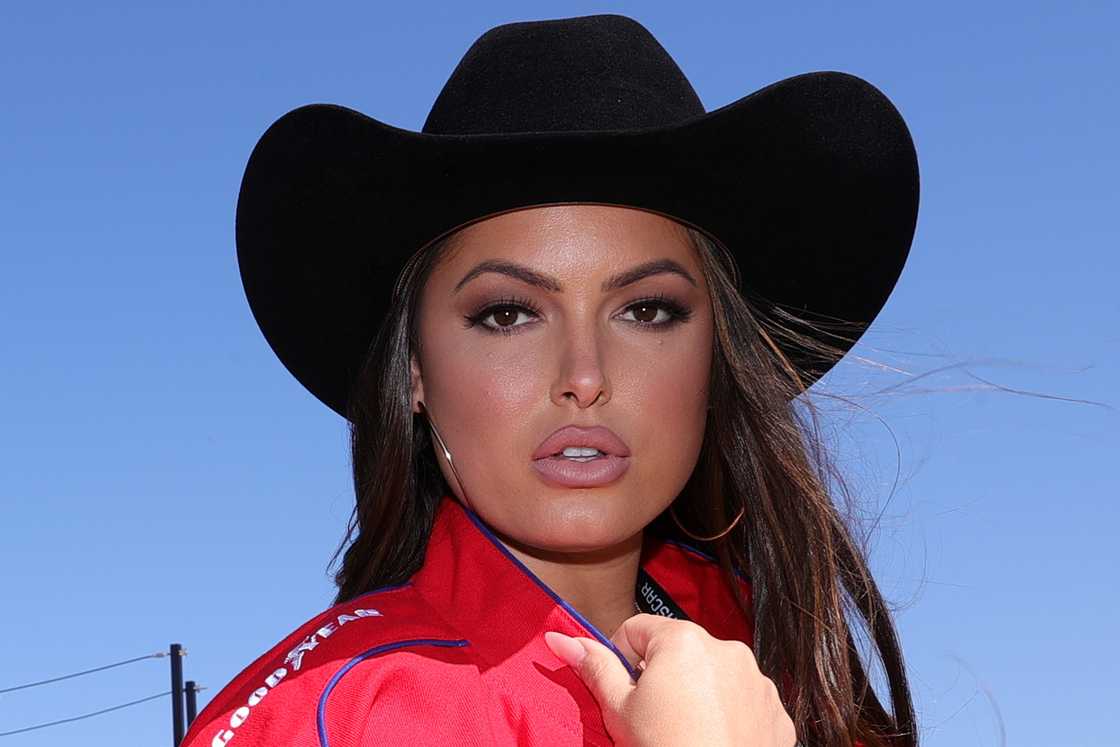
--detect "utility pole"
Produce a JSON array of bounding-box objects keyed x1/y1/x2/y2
[
  {"x1": 170, "y1": 643, "x2": 185, "y2": 746},
  {"x1": 185, "y1": 680, "x2": 199, "y2": 725}
]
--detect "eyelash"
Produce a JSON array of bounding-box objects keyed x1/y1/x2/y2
[{"x1": 463, "y1": 292, "x2": 693, "y2": 337}]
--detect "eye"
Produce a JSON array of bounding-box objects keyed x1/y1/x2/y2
[
  {"x1": 478, "y1": 305, "x2": 536, "y2": 332},
  {"x1": 618, "y1": 293, "x2": 693, "y2": 329},
  {"x1": 619, "y1": 301, "x2": 673, "y2": 325},
  {"x1": 463, "y1": 295, "x2": 543, "y2": 336}
]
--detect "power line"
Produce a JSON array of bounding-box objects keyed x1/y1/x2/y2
[
  {"x1": 0, "y1": 652, "x2": 167, "y2": 694},
  {"x1": 0, "y1": 646, "x2": 204, "y2": 742},
  {"x1": 0, "y1": 690, "x2": 171, "y2": 737}
]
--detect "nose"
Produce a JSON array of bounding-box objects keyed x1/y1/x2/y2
[{"x1": 549, "y1": 323, "x2": 611, "y2": 408}]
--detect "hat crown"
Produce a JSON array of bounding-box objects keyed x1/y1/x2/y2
[{"x1": 422, "y1": 14, "x2": 706, "y2": 135}]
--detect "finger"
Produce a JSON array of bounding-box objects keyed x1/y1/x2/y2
[
  {"x1": 545, "y1": 632, "x2": 636, "y2": 714},
  {"x1": 609, "y1": 612, "x2": 677, "y2": 669},
  {"x1": 568, "y1": 635, "x2": 637, "y2": 715}
]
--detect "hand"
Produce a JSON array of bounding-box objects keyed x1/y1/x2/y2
[{"x1": 544, "y1": 614, "x2": 797, "y2": 747}]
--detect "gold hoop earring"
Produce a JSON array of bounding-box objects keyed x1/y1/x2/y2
[{"x1": 669, "y1": 503, "x2": 745, "y2": 541}]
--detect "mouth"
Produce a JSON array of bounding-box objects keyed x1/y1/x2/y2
[
  {"x1": 531, "y1": 452, "x2": 630, "y2": 488},
  {"x1": 530, "y1": 425, "x2": 632, "y2": 488}
]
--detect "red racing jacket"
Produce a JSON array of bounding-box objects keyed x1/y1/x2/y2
[{"x1": 182, "y1": 494, "x2": 756, "y2": 746}]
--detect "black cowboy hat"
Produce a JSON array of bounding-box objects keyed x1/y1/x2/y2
[{"x1": 235, "y1": 13, "x2": 919, "y2": 419}]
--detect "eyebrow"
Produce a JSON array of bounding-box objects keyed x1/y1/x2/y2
[{"x1": 453, "y1": 258, "x2": 698, "y2": 294}]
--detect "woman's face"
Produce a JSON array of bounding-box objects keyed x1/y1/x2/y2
[{"x1": 411, "y1": 204, "x2": 713, "y2": 553}]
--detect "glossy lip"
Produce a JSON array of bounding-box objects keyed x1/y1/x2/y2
[
  {"x1": 531, "y1": 425, "x2": 631, "y2": 460},
  {"x1": 531, "y1": 453, "x2": 630, "y2": 488}
]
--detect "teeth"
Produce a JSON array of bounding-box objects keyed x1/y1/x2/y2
[{"x1": 561, "y1": 446, "x2": 603, "y2": 457}]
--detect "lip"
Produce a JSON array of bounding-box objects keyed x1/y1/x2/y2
[
  {"x1": 531, "y1": 425, "x2": 632, "y2": 461},
  {"x1": 530, "y1": 425, "x2": 631, "y2": 489},
  {"x1": 531, "y1": 453, "x2": 630, "y2": 488}
]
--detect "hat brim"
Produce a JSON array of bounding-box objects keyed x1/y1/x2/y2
[{"x1": 236, "y1": 70, "x2": 919, "y2": 419}]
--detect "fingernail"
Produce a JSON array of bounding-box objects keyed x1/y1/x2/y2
[{"x1": 544, "y1": 631, "x2": 589, "y2": 668}]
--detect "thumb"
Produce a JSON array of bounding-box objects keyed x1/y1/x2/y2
[{"x1": 544, "y1": 631, "x2": 634, "y2": 716}]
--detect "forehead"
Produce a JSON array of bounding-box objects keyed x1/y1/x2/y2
[{"x1": 435, "y1": 204, "x2": 698, "y2": 276}]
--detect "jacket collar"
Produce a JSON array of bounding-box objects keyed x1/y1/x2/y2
[{"x1": 411, "y1": 493, "x2": 753, "y2": 682}]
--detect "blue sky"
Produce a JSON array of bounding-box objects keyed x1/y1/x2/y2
[{"x1": 2, "y1": 2, "x2": 1116, "y2": 745}]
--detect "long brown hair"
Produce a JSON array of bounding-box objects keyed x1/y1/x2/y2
[{"x1": 330, "y1": 217, "x2": 917, "y2": 746}]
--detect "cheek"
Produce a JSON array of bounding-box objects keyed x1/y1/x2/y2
[
  {"x1": 625, "y1": 337, "x2": 711, "y2": 453},
  {"x1": 424, "y1": 344, "x2": 541, "y2": 433}
]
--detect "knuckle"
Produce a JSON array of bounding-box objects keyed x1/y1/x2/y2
[
  {"x1": 719, "y1": 639, "x2": 760, "y2": 672},
  {"x1": 668, "y1": 620, "x2": 710, "y2": 647},
  {"x1": 721, "y1": 638, "x2": 753, "y2": 658}
]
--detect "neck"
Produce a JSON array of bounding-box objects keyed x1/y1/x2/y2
[{"x1": 498, "y1": 528, "x2": 644, "y2": 639}]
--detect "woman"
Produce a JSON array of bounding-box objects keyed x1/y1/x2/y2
[{"x1": 184, "y1": 13, "x2": 919, "y2": 747}]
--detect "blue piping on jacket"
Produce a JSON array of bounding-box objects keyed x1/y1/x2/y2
[
  {"x1": 317, "y1": 638, "x2": 470, "y2": 747},
  {"x1": 662, "y1": 538, "x2": 750, "y2": 582},
  {"x1": 459, "y1": 505, "x2": 645, "y2": 683},
  {"x1": 350, "y1": 580, "x2": 414, "y2": 603}
]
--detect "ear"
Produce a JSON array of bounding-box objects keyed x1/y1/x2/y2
[{"x1": 410, "y1": 353, "x2": 425, "y2": 414}]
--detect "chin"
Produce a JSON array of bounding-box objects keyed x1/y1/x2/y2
[{"x1": 525, "y1": 497, "x2": 643, "y2": 546}]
